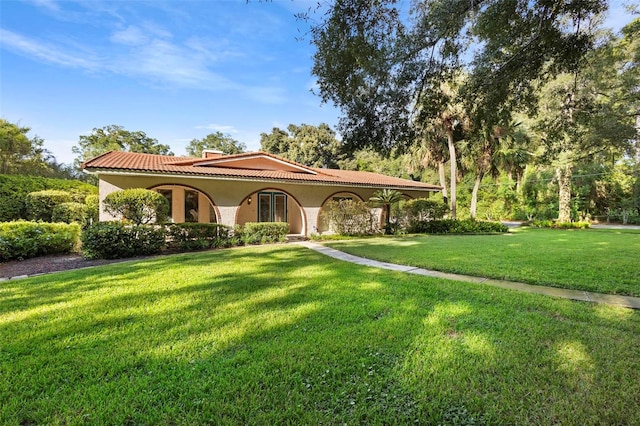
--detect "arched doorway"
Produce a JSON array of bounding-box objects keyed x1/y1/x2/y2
[
  {"x1": 236, "y1": 189, "x2": 305, "y2": 234},
  {"x1": 317, "y1": 191, "x2": 365, "y2": 233},
  {"x1": 150, "y1": 185, "x2": 219, "y2": 223}
]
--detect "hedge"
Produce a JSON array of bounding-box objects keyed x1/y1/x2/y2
[
  {"x1": 400, "y1": 199, "x2": 449, "y2": 233},
  {"x1": 165, "y1": 223, "x2": 232, "y2": 251},
  {"x1": 81, "y1": 221, "x2": 166, "y2": 259},
  {"x1": 235, "y1": 222, "x2": 289, "y2": 244},
  {"x1": 52, "y1": 202, "x2": 90, "y2": 226},
  {"x1": 410, "y1": 219, "x2": 509, "y2": 234},
  {"x1": 529, "y1": 220, "x2": 591, "y2": 229},
  {"x1": 26, "y1": 190, "x2": 72, "y2": 222},
  {"x1": 0, "y1": 174, "x2": 97, "y2": 222},
  {"x1": 0, "y1": 221, "x2": 81, "y2": 262}
]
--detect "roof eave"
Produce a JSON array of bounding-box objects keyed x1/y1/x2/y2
[{"x1": 84, "y1": 168, "x2": 442, "y2": 191}]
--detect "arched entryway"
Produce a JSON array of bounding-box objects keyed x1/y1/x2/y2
[
  {"x1": 236, "y1": 188, "x2": 306, "y2": 234},
  {"x1": 150, "y1": 184, "x2": 219, "y2": 223},
  {"x1": 317, "y1": 191, "x2": 365, "y2": 233}
]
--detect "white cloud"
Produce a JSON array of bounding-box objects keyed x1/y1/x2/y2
[
  {"x1": 26, "y1": 0, "x2": 60, "y2": 12},
  {"x1": 196, "y1": 124, "x2": 240, "y2": 134},
  {"x1": 1, "y1": 28, "x2": 286, "y2": 102},
  {"x1": 0, "y1": 29, "x2": 101, "y2": 71},
  {"x1": 110, "y1": 26, "x2": 149, "y2": 46}
]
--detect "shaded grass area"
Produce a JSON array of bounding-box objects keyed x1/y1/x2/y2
[
  {"x1": 325, "y1": 227, "x2": 640, "y2": 297},
  {"x1": 2, "y1": 245, "x2": 640, "y2": 424}
]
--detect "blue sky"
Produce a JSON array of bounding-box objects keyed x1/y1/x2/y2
[{"x1": 0, "y1": 0, "x2": 636, "y2": 165}]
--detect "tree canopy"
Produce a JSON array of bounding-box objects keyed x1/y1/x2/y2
[
  {"x1": 186, "y1": 132, "x2": 246, "y2": 157},
  {"x1": 307, "y1": 0, "x2": 632, "y2": 222},
  {"x1": 0, "y1": 119, "x2": 78, "y2": 178},
  {"x1": 73, "y1": 125, "x2": 173, "y2": 169},
  {"x1": 310, "y1": 0, "x2": 608, "y2": 151},
  {"x1": 260, "y1": 123, "x2": 343, "y2": 168}
]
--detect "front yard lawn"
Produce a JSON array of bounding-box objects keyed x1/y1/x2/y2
[
  {"x1": 2, "y1": 244, "x2": 640, "y2": 424},
  {"x1": 325, "y1": 227, "x2": 640, "y2": 297}
]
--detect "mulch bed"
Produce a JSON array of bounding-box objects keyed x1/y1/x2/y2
[{"x1": 0, "y1": 254, "x2": 145, "y2": 279}]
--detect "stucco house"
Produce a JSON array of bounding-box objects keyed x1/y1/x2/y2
[{"x1": 83, "y1": 150, "x2": 441, "y2": 236}]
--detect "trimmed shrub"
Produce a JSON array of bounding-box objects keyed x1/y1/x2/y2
[
  {"x1": 321, "y1": 199, "x2": 379, "y2": 236},
  {"x1": 410, "y1": 219, "x2": 508, "y2": 234},
  {"x1": 26, "y1": 190, "x2": 73, "y2": 222},
  {"x1": 81, "y1": 221, "x2": 166, "y2": 259},
  {"x1": 401, "y1": 198, "x2": 449, "y2": 233},
  {"x1": 0, "y1": 221, "x2": 81, "y2": 262},
  {"x1": 529, "y1": 220, "x2": 591, "y2": 229},
  {"x1": 52, "y1": 202, "x2": 89, "y2": 226},
  {"x1": 235, "y1": 222, "x2": 289, "y2": 244},
  {"x1": 85, "y1": 194, "x2": 99, "y2": 225},
  {"x1": 0, "y1": 174, "x2": 97, "y2": 222},
  {"x1": 165, "y1": 223, "x2": 232, "y2": 251},
  {"x1": 103, "y1": 188, "x2": 169, "y2": 225}
]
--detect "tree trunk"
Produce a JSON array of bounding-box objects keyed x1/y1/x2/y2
[
  {"x1": 446, "y1": 131, "x2": 457, "y2": 220},
  {"x1": 470, "y1": 172, "x2": 484, "y2": 220},
  {"x1": 438, "y1": 161, "x2": 448, "y2": 205},
  {"x1": 556, "y1": 165, "x2": 572, "y2": 223},
  {"x1": 516, "y1": 169, "x2": 524, "y2": 194}
]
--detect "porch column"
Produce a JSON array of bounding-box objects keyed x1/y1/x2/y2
[
  {"x1": 217, "y1": 205, "x2": 239, "y2": 229},
  {"x1": 303, "y1": 206, "x2": 322, "y2": 236}
]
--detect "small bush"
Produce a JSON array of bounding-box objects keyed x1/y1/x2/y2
[
  {"x1": 165, "y1": 223, "x2": 232, "y2": 251},
  {"x1": 529, "y1": 220, "x2": 591, "y2": 229},
  {"x1": 103, "y1": 188, "x2": 169, "y2": 225},
  {"x1": 322, "y1": 199, "x2": 379, "y2": 236},
  {"x1": 81, "y1": 221, "x2": 166, "y2": 259},
  {"x1": 52, "y1": 202, "x2": 89, "y2": 226},
  {"x1": 401, "y1": 198, "x2": 449, "y2": 233},
  {"x1": 0, "y1": 221, "x2": 81, "y2": 262},
  {"x1": 410, "y1": 219, "x2": 508, "y2": 234},
  {"x1": 235, "y1": 222, "x2": 289, "y2": 244},
  {"x1": 26, "y1": 190, "x2": 72, "y2": 222},
  {"x1": 85, "y1": 194, "x2": 99, "y2": 225}
]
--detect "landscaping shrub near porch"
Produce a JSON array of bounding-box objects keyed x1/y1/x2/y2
[
  {"x1": 81, "y1": 221, "x2": 166, "y2": 259},
  {"x1": 235, "y1": 222, "x2": 289, "y2": 244},
  {"x1": 165, "y1": 223, "x2": 232, "y2": 251},
  {"x1": 0, "y1": 221, "x2": 81, "y2": 262}
]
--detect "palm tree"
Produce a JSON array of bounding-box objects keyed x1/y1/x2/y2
[
  {"x1": 369, "y1": 189, "x2": 404, "y2": 232},
  {"x1": 409, "y1": 127, "x2": 449, "y2": 204}
]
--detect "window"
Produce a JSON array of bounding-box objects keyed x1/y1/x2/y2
[
  {"x1": 158, "y1": 189, "x2": 173, "y2": 221},
  {"x1": 184, "y1": 190, "x2": 199, "y2": 223},
  {"x1": 258, "y1": 192, "x2": 287, "y2": 223}
]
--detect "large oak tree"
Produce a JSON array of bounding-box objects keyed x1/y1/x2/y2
[{"x1": 308, "y1": 0, "x2": 608, "y2": 219}]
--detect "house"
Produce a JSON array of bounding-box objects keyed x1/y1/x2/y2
[{"x1": 82, "y1": 150, "x2": 442, "y2": 236}]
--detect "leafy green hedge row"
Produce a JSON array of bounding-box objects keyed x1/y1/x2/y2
[
  {"x1": 81, "y1": 222, "x2": 290, "y2": 259},
  {"x1": 166, "y1": 223, "x2": 233, "y2": 251},
  {"x1": 528, "y1": 220, "x2": 591, "y2": 229},
  {"x1": 235, "y1": 222, "x2": 289, "y2": 244},
  {"x1": 0, "y1": 221, "x2": 82, "y2": 262},
  {"x1": 0, "y1": 174, "x2": 97, "y2": 222},
  {"x1": 409, "y1": 219, "x2": 509, "y2": 234},
  {"x1": 81, "y1": 222, "x2": 167, "y2": 260}
]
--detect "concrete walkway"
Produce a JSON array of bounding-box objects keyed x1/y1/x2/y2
[{"x1": 299, "y1": 241, "x2": 640, "y2": 310}]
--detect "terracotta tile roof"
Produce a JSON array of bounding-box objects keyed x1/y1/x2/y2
[{"x1": 83, "y1": 151, "x2": 442, "y2": 191}]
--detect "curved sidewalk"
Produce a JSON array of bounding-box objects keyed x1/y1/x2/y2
[{"x1": 299, "y1": 241, "x2": 640, "y2": 310}]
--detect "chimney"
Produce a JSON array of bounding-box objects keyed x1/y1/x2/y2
[{"x1": 202, "y1": 149, "x2": 224, "y2": 159}]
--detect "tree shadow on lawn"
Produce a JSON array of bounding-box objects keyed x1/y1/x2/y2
[{"x1": 2, "y1": 245, "x2": 640, "y2": 425}]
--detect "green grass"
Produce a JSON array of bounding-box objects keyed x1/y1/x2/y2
[
  {"x1": 324, "y1": 227, "x2": 640, "y2": 297},
  {"x1": 2, "y1": 244, "x2": 640, "y2": 424}
]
